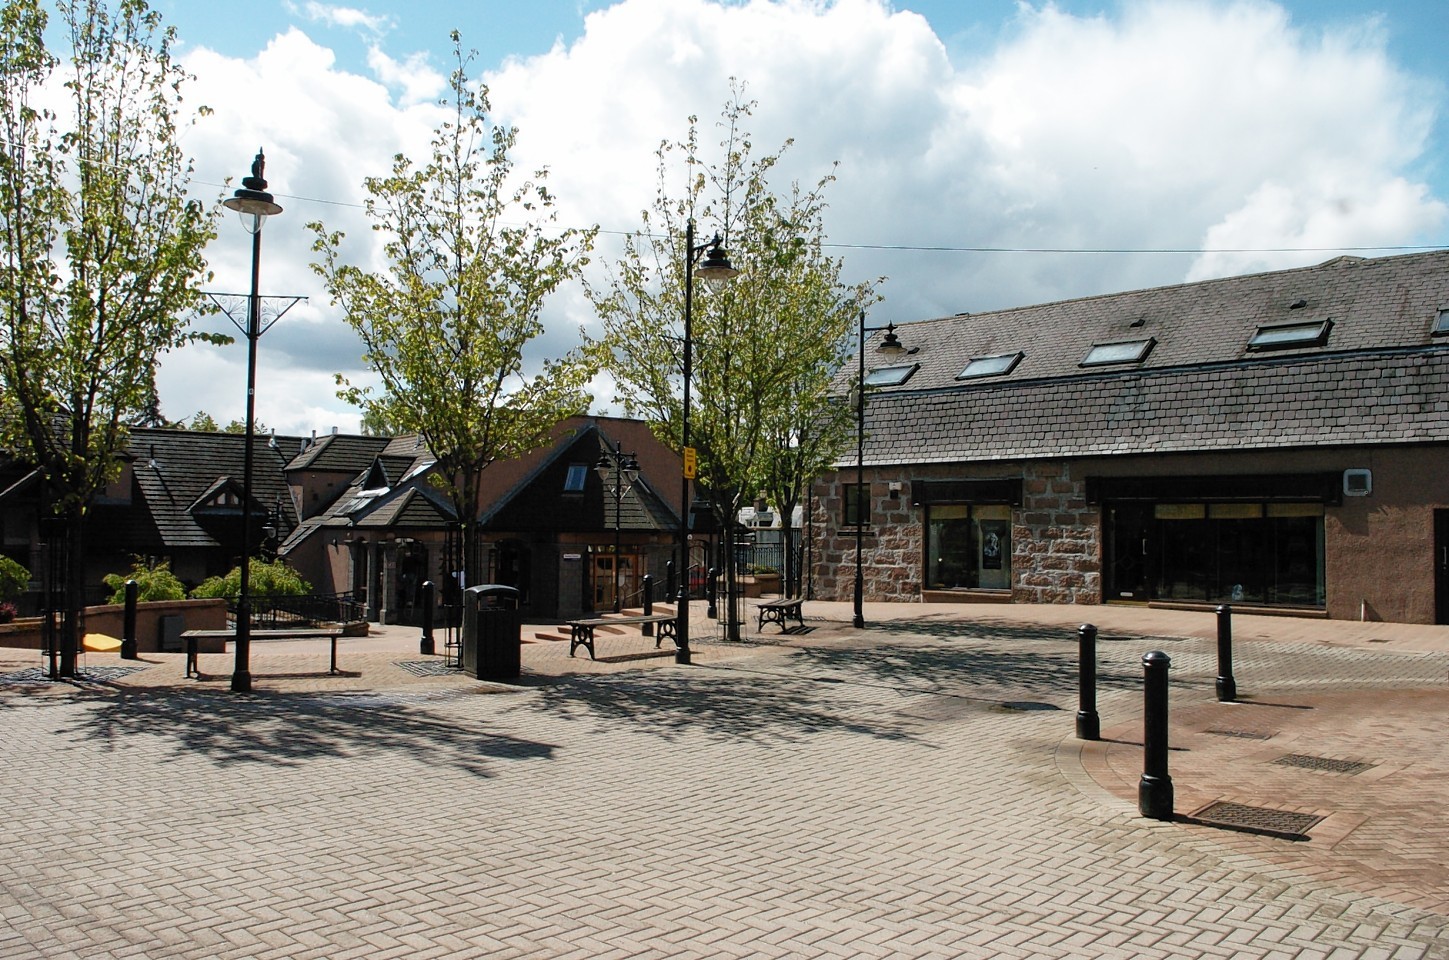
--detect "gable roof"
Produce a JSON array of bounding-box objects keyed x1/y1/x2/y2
[{"x1": 849, "y1": 250, "x2": 1449, "y2": 467}]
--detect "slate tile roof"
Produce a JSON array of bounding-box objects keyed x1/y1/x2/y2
[{"x1": 851, "y1": 250, "x2": 1449, "y2": 466}]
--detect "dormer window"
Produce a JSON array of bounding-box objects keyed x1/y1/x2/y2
[
  {"x1": 1081, "y1": 338, "x2": 1155, "y2": 367},
  {"x1": 957, "y1": 351, "x2": 1023, "y2": 381},
  {"x1": 1248, "y1": 319, "x2": 1332, "y2": 350},
  {"x1": 863, "y1": 363, "x2": 918, "y2": 387}
]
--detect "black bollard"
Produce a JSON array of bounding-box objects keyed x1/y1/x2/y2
[
  {"x1": 1076, "y1": 623, "x2": 1100, "y2": 740},
  {"x1": 665, "y1": 560, "x2": 676, "y2": 601},
  {"x1": 706, "y1": 566, "x2": 719, "y2": 619},
  {"x1": 1139, "y1": 650, "x2": 1174, "y2": 821},
  {"x1": 420, "y1": 580, "x2": 435, "y2": 655},
  {"x1": 1215, "y1": 604, "x2": 1237, "y2": 702},
  {"x1": 121, "y1": 579, "x2": 139, "y2": 660},
  {"x1": 642, "y1": 574, "x2": 655, "y2": 637}
]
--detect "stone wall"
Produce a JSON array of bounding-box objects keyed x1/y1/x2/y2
[
  {"x1": 1014, "y1": 461, "x2": 1101, "y2": 604},
  {"x1": 810, "y1": 468, "x2": 920, "y2": 602}
]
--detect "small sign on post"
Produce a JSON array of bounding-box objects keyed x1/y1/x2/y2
[{"x1": 683, "y1": 446, "x2": 697, "y2": 479}]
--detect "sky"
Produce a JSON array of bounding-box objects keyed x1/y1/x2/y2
[{"x1": 120, "y1": 0, "x2": 1449, "y2": 435}]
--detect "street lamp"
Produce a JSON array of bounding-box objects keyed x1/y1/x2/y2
[
  {"x1": 222, "y1": 149, "x2": 282, "y2": 693},
  {"x1": 854, "y1": 314, "x2": 907, "y2": 628},
  {"x1": 676, "y1": 219, "x2": 739, "y2": 664},
  {"x1": 596, "y1": 441, "x2": 640, "y2": 613}
]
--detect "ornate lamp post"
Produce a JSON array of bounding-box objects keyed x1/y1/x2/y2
[
  {"x1": 596, "y1": 441, "x2": 640, "y2": 613},
  {"x1": 854, "y1": 314, "x2": 906, "y2": 628},
  {"x1": 676, "y1": 220, "x2": 738, "y2": 664},
  {"x1": 222, "y1": 150, "x2": 282, "y2": 693}
]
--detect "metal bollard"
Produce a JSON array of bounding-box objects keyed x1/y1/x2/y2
[
  {"x1": 1076, "y1": 623, "x2": 1100, "y2": 740},
  {"x1": 1215, "y1": 604, "x2": 1237, "y2": 702},
  {"x1": 1139, "y1": 650, "x2": 1174, "y2": 821},
  {"x1": 121, "y1": 579, "x2": 139, "y2": 660},
  {"x1": 420, "y1": 580, "x2": 435, "y2": 655},
  {"x1": 642, "y1": 574, "x2": 654, "y2": 637},
  {"x1": 706, "y1": 566, "x2": 718, "y2": 619},
  {"x1": 665, "y1": 560, "x2": 676, "y2": 601}
]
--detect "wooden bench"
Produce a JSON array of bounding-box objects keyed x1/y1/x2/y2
[
  {"x1": 756, "y1": 597, "x2": 805, "y2": 633},
  {"x1": 567, "y1": 614, "x2": 677, "y2": 660},
  {"x1": 180, "y1": 628, "x2": 347, "y2": 678}
]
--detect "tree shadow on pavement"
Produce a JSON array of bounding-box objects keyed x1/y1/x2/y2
[
  {"x1": 45, "y1": 685, "x2": 554, "y2": 777},
  {"x1": 522, "y1": 668, "x2": 928, "y2": 746}
]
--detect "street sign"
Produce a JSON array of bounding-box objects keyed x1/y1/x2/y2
[{"x1": 683, "y1": 446, "x2": 697, "y2": 479}]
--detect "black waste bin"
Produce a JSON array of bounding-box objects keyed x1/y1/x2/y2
[{"x1": 461, "y1": 584, "x2": 521, "y2": 680}]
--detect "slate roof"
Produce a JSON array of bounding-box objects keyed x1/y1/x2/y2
[
  {"x1": 849, "y1": 250, "x2": 1449, "y2": 466},
  {"x1": 284, "y1": 433, "x2": 392, "y2": 472},
  {"x1": 130, "y1": 428, "x2": 305, "y2": 548}
]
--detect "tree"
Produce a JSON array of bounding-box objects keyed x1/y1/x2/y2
[
  {"x1": 183, "y1": 411, "x2": 219, "y2": 432},
  {"x1": 588, "y1": 89, "x2": 876, "y2": 631},
  {"x1": 0, "y1": 0, "x2": 217, "y2": 675},
  {"x1": 102, "y1": 557, "x2": 184, "y2": 603},
  {"x1": 191, "y1": 558, "x2": 310, "y2": 599},
  {"x1": 0, "y1": 554, "x2": 28, "y2": 602},
  {"x1": 311, "y1": 33, "x2": 596, "y2": 585}
]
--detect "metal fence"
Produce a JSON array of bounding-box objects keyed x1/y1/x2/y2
[{"x1": 238, "y1": 593, "x2": 365, "y2": 628}]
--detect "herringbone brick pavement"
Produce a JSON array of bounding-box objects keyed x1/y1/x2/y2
[{"x1": 2, "y1": 611, "x2": 1447, "y2": 958}]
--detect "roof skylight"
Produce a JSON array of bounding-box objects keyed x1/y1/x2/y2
[
  {"x1": 1248, "y1": 319, "x2": 1332, "y2": 350},
  {"x1": 1080, "y1": 338, "x2": 1155, "y2": 367},
  {"x1": 957, "y1": 351, "x2": 1023, "y2": 380},
  {"x1": 1433, "y1": 308, "x2": 1449, "y2": 336},
  {"x1": 863, "y1": 363, "x2": 919, "y2": 387}
]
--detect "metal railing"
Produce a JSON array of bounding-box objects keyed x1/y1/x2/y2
[{"x1": 233, "y1": 593, "x2": 365, "y2": 629}]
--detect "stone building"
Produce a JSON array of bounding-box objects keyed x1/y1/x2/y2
[{"x1": 812, "y1": 250, "x2": 1449, "y2": 623}]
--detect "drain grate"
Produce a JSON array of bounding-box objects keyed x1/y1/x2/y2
[
  {"x1": 1272, "y1": 754, "x2": 1375, "y2": 775},
  {"x1": 1192, "y1": 801, "x2": 1323, "y2": 839},
  {"x1": 1, "y1": 665, "x2": 148, "y2": 685},
  {"x1": 394, "y1": 660, "x2": 459, "y2": 678},
  {"x1": 1206, "y1": 728, "x2": 1273, "y2": 740}
]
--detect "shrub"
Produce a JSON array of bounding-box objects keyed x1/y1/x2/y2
[
  {"x1": 103, "y1": 559, "x2": 186, "y2": 604},
  {"x1": 0, "y1": 601, "x2": 16, "y2": 624},
  {"x1": 190, "y1": 558, "x2": 312, "y2": 599},
  {"x1": 0, "y1": 555, "x2": 29, "y2": 603}
]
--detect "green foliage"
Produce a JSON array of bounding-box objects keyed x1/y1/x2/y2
[
  {"x1": 102, "y1": 557, "x2": 184, "y2": 603},
  {"x1": 183, "y1": 411, "x2": 219, "y2": 432},
  {"x1": 0, "y1": 554, "x2": 30, "y2": 602},
  {"x1": 309, "y1": 32, "x2": 596, "y2": 582},
  {"x1": 190, "y1": 558, "x2": 311, "y2": 600}
]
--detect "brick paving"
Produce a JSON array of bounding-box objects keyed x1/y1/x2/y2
[{"x1": 1, "y1": 602, "x2": 1447, "y2": 958}]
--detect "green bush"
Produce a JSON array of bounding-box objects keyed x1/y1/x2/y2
[
  {"x1": 103, "y1": 559, "x2": 186, "y2": 604},
  {"x1": 190, "y1": 558, "x2": 312, "y2": 600},
  {"x1": 0, "y1": 555, "x2": 28, "y2": 602}
]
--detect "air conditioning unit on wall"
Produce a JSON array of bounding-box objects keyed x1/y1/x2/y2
[{"x1": 1343, "y1": 469, "x2": 1372, "y2": 497}]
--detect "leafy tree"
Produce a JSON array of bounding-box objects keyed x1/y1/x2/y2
[
  {"x1": 103, "y1": 557, "x2": 184, "y2": 603},
  {"x1": 191, "y1": 558, "x2": 311, "y2": 600},
  {"x1": 310, "y1": 33, "x2": 596, "y2": 585},
  {"x1": 589, "y1": 88, "x2": 876, "y2": 629},
  {"x1": 0, "y1": 0, "x2": 217, "y2": 675},
  {"x1": 0, "y1": 554, "x2": 29, "y2": 602},
  {"x1": 183, "y1": 411, "x2": 219, "y2": 432}
]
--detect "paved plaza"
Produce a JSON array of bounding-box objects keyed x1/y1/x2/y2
[{"x1": 2, "y1": 602, "x2": 1448, "y2": 959}]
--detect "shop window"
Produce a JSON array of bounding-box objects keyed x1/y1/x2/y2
[{"x1": 926, "y1": 503, "x2": 1011, "y2": 590}]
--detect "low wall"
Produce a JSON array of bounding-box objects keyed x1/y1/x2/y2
[{"x1": 0, "y1": 598, "x2": 228, "y2": 653}]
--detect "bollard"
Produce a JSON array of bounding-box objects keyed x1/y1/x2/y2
[
  {"x1": 1215, "y1": 604, "x2": 1237, "y2": 702},
  {"x1": 121, "y1": 579, "x2": 139, "y2": 660},
  {"x1": 706, "y1": 566, "x2": 719, "y2": 619},
  {"x1": 642, "y1": 574, "x2": 655, "y2": 637},
  {"x1": 665, "y1": 560, "x2": 676, "y2": 601},
  {"x1": 420, "y1": 580, "x2": 436, "y2": 655},
  {"x1": 1139, "y1": 650, "x2": 1174, "y2": 821},
  {"x1": 1076, "y1": 623, "x2": 1100, "y2": 740}
]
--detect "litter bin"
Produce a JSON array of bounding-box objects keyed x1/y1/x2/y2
[{"x1": 461, "y1": 584, "x2": 521, "y2": 680}]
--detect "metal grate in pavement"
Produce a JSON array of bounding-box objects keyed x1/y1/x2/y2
[
  {"x1": 393, "y1": 660, "x2": 459, "y2": 677},
  {"x1": 1206, "y1": 728, "x2": 1274, "y2": 740},
  {"x1": 0, "y1": 665, "x2": 148, "y2": 685},
  {"x1": 1192, "y1": 801, "x2": 1323, "y2": 839},
  {"x1": 1272, "y1": 753, "x2": 1375, "y2": 775}
]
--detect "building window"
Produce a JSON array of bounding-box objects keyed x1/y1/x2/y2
[
  {"x1": 1247, "y1": 319, "x2": 1332, "y2": 350},
  {"x1": 926, "y1": 503, "x2": 1011, "y2": 590},
  {"x1": 957, "y1": 351, "x2": 1023, "y2": 380},
  {"x1": 1433, "y1": 308, "x2": 1449, "y2": 336},
  {"x1": 843, "y1": 483, "x2": 869, "y2": 526},
  {"x1": 863, "y1": 363, "x2": 918, "y2": 387},
  {"x1": 1080, "y1": 338, "x2": 1155, "y2": 367},
  {"x1": 563, "y1": 463, "x2": 588, "y2": 493}
]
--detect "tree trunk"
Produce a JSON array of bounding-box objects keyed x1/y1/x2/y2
[{"x1": 59, "y1": 500, "x2": 85, "y2": 677}]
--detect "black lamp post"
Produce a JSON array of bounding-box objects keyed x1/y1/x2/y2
[
  {"x1": 854, "y1": 314, "x2": 906, "y2": 629},
  {"x1": 596, "y1": 441, "x2": 640, "y2": 613},
  {"x1": 676, "y1": 219, "x2": 739, "y2": 664},
  {"x1": 222, "y1": 149, "x2": 282, "y2": 693}
]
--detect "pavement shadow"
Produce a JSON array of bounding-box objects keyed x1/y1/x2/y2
[
  {"x1": 46, "y1": 685, "x2": 554, "y2": 777},
  {"x1": 522, "y1": 668, "x2": 927, "y2": 746}
]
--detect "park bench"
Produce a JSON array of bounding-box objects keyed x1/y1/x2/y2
[
  {"x1": 756, "y1": 597, "x2": 805, "y2": 633},
  {"x1": 567, "y1": 614, "x2": 677, "y2": 660},
  {"x1": 180, "y1": 627, "x2": 347, "y2": 678}
]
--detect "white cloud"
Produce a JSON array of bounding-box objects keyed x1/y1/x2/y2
[
  {"x1": 158, "y1": 0, "x2": 1447, "y2": 434},
  {"x1": 290, "y1": 1, "x2": 393, "y2": 36},
  {"x1": 367, "y1": 45, "x2": 446, "y2": 105}
]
